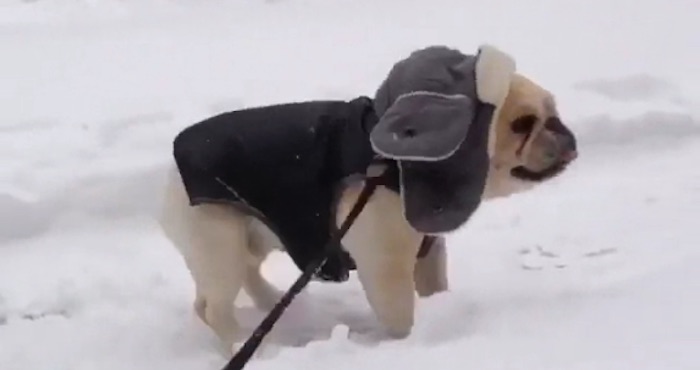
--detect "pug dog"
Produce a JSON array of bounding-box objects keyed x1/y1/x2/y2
[{"x1": 157, "y1": 45, "x2": 577, "y2": 356}]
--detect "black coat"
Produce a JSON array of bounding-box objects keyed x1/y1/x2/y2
[{"x1": 172, "y1": 96, "x2": 399, "y2": 282}]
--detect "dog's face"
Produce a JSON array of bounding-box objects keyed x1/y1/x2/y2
[{"x1": 484, "y1": 74, "x2": 578, "y2": 199}]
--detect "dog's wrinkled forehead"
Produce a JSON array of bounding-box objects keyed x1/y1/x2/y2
[{"x1": 507, "y1": 74, "x2": 557, "y2": 115}]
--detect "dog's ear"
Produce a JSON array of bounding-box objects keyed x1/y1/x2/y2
[{"x1": 369, "y1": 91, "x2": 475, "y2": 161}]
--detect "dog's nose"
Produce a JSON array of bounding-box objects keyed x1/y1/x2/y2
[
  {"x1": 558, "y1": 132, "x2": 577, "y2": 163},
  {"x1": 561, "y1": 149, "x2": 578, "y2": 163},
  {"x1": 560, "y1": 132, "x2": 576, "y2": 150}
]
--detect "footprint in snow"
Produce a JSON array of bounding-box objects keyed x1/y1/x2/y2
[
  {"x1": 18, "y1": 309, "x2": 70, "y2": 322},
  {"x1": 519, "y1": 245, "x2": 618, "y2": 271}
]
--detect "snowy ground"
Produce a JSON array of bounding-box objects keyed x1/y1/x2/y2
[{"x1": 1, "y1": 0, "x2": 699, "y2": 369}]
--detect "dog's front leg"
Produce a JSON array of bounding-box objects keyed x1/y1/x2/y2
[
  {"x1": 414, "y1": 236, "x2": 449, "y2": 297},
  {"x1": 350, "y1": 241, "x2": 417, "y2": 338},
  {"x1": 337, "y1": 186, "x2": 420, "y2": 338}
]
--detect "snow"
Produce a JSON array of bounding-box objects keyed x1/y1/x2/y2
[{"x1": 1, "y1": 0, "x2": 699, "y2": 369}]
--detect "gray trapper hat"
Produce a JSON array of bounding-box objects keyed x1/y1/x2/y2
[{"x1": 370, "y1": 44, "x2": 516, "y2": 234}]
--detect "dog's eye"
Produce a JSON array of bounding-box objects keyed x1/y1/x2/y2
[{"x1": 511, "y1": 115, "x2": 537, "y2": 134}]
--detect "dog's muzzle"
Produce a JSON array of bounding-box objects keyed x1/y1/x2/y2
[{"x1": 511, "y1": 118, "x2": 577, "y2": 182}]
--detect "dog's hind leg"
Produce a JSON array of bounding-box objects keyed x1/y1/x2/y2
[
  {"x1": 186, "y1": 204, "x2": 249, "y2": 353},
  {"x1": 242, "y1": 221, "x2": 282, "y2": 311},
  {"x1": 158, "y1": 167, "x2": 248, "y2": 353}
]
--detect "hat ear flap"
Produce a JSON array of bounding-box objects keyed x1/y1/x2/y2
[
  {"x1": 394, "y1": 99, "x2": 494, "y2": 234},
  {"x1": 369, "y1": 91, "x2": 476, "y2": 162}
]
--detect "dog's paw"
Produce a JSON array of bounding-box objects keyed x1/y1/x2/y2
[{"x1": 315, "y1": 254, "x2": 351, "y2": 282}]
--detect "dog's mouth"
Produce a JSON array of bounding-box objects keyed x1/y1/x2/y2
[
  {"x1": 511, "y1": 163, "x2": 566, "y2": 182},
  {"x1": 510, "y1": 150, "x2": 577, "y2": 182}
]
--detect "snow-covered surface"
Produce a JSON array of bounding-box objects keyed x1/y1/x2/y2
[{"x1": 1, "y1": 0, "x2": 699, "y2": 369}]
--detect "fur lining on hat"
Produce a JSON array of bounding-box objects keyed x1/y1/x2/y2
[{"x1": 474, "y1": 44, "x2": 516, "y2": 158}]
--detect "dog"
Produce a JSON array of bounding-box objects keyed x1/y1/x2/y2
[{"x1": 156, "y1": 46, "x2": 577, "y2": 355}]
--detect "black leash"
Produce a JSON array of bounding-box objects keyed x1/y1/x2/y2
[{"x1": 220, "y1": 174, "x2": 385, "y2": 370}]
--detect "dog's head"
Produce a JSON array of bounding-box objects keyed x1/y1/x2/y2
[
  {"x1": 483, "y1": 74, "x2": 578, "y2": 198},
  {"x1": 370, "y1": 45, "x2": 577, "y2": 234}
]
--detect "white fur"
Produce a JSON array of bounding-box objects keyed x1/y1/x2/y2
[{"x1": 474, "y1": 44, "x2": 516, "y2": 159}]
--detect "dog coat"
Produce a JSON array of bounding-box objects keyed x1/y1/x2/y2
[
  {"x1": 172, "y1": 44, "x2": 515, "y2": 282},
  {"x1": 173, "y1": 97, "x2": 390, "y2": 282}
]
